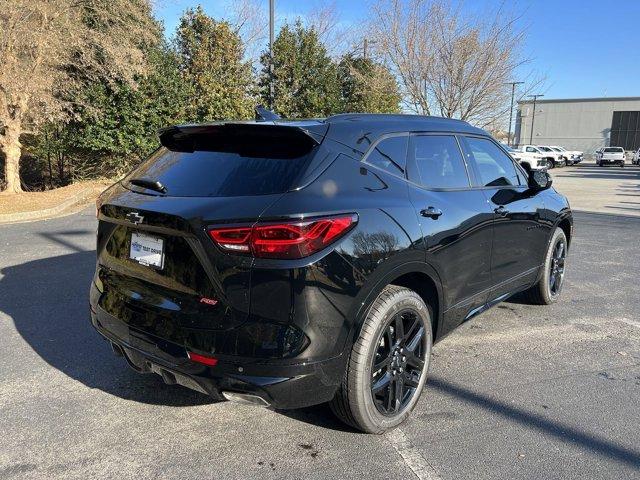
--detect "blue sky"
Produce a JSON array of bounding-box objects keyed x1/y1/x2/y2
[{"x1": 154, "y1": 0, "x2": 640, "y2": 100}]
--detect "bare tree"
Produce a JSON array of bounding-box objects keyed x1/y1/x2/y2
[
  {"x1": 370, "y1": 0, "x2": 542, "y2": 127},
  {"x1": 230, "y1": 0, "x2": 268, "y2": 63},
  {"x1": 307, "y1": 0, "x2": 357, "y2": 57},
  {"x1": 0, "y1": 0, "x2": 158, "y2": 193}
]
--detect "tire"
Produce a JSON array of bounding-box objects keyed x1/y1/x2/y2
[
  {"x1": 330, "y1": 285, "x2": 433, "y2": 434},
  {"x1": 524, "y1": 228, "x2": 568, "y2": 305}
]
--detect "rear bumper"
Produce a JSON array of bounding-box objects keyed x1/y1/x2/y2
[{"x1": 90, "y1": 301, "x2": 345, "y2": 410}]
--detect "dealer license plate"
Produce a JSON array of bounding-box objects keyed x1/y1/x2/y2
[{"x1": 129, "y1": 232, "x2": 164, "y2": 269}]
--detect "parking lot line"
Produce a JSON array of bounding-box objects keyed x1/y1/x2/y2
[{"x1": 385, "y1": 428, "x2": 442, "y2": 480}]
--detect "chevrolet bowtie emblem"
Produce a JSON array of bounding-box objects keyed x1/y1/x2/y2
[{"x1": 125, "y1": 211, "x2": 144, "y2": 225}]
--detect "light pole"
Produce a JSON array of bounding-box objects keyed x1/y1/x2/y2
[
  {"x1": 269, "y1": 0, "x2": 275, "y2": 109},
  {"x1": 505, "y1": 81, "x2": 523, "y2": 146},
  {"x1": 528, "y1": 94, "x2": 544, "y2": 144}
]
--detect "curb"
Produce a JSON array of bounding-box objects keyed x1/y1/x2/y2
[{"x1": 0, "y1": 188, "x2": 94, "y2": 224}]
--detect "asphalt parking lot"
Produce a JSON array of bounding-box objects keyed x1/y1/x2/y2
[
  {"x1": 1, "y1": 163, "x2": 639, "y2": 479},
  {"x1": 550, "y1": 160, "x2": 640, "y2": 216}
]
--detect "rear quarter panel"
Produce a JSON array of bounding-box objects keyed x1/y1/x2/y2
[{"x1": 250, "y1": 155, "x2": 426, "y2": 361}]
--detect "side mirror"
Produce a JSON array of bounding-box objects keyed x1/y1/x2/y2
[{"x1": 529, "y1": 170, "x2": 552, "y2": 190}]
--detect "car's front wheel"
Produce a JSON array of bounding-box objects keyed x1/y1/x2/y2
[
  {"x1": 330, "y1": 285, "x2": 432, "y2": 433},
  {"x1": 524, "y1": 227, "x2": 568, "y2": 305}
]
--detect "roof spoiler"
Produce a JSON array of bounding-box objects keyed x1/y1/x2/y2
[
  {"x1": 157, "y1": 122, "x2": 327, "y2": 157},
  {"x1": 158, "y1": 116, "x2": 328, "y2": 153}
]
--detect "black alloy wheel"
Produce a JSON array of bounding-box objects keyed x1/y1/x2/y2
[
  {"x1": 330, "y1": 285, "x2": 432, "y2": 433},
  {"x1": 370, "y1": 309, "x2": 426, "y2": 415},
  {"x1": 548, "y1": 238, "x2": 566, "y2": 297},
  {"x1": 524, "y1": 227, "x2": 568, "y2": 305}
]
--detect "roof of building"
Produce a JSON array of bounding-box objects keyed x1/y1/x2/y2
[{"x1": 518, "y1": 96, "x2": 640, "y2": 105}]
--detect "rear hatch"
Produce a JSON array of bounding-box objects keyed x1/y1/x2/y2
[{"x1": 94, "y1": 122, "x2": 327, "y2": 354}]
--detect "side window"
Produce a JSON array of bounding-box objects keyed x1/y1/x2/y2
[
  {"x1": 364, "y1": 136, "x2": 408, "y2": 177},
  {"x1": 412, "y1": 135, "x2": 470, "y2": 189},
  {"x1": 526, "y1": 146, "x2": 536, "y2": 153},
  {"x1": 462, "y1": 137, "x2": 523, "y2": 187}
]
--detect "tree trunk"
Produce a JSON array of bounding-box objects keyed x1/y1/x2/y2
[{"x1": 0, "y1": 121, "x2": 23, "y2": 193}]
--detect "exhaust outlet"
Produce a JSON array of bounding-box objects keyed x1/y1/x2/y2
[{"x1": 222, "y1": 391, "x2": 270, "y2": 407}]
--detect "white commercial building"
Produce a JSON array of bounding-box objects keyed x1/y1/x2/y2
[{"x1": 515, "y1": 96, "x2": 640, "y2": 153}]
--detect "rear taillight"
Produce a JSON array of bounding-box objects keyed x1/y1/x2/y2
[
  {"x1": 187, "y1": 351, "x2": 218, "y2": 366},
  {"x1": 208, "y1": 215, "x2": 357, "y2": 259},
  {"x1": 208, "y1": 227, "x2": 252, "y2": 253}
]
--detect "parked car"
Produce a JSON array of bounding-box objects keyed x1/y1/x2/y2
[
  {"x1": 518, "y1": 145, "x2": 562, "y2": 168},
  {"x1": 596, "y1": 146, "x2": 626, "y2": 167},
  {"x1": 504, "y1": 146, "x2": 547, "y2": 171},
  {"x1": 632, "y1": 148, "x2": 640, "y2": 165},
  {"x1": 549, "y1": 146, "x2": 584, "y2": 165},
  {"x1": 91, "y1": 111, "x2": 573, "y2": 433},
  {"x1": 537, "y1": 146, "x2": 567, "y2": 167}
]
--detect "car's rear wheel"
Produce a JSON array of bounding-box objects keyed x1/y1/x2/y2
[
  {"x1": 524, "y1": 228, "x2": 568, "y2": 305},
  {"x1": 330, "y1": 285, "x2": 432, "y2": 434}
]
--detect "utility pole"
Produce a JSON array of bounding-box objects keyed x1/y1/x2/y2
[
  {"x1": 362, "y1": 38, "x2": 376, "y2": 60},
  {"x1": 528, "y1": 94, "x2": 544, "y2": 144},
  {"x1": 269, "y1": 0, "x2": 275, "y2": 109},
  {"x1": 505, "y1": 81, "x2": 523, "y2": 146}
]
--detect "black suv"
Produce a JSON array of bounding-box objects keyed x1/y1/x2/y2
[{"x1": 91, "y1": 113, "x2": 572, "y2": 433}]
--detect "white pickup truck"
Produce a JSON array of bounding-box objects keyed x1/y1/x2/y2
[
  {"x1": 517, "y1": 145, "x2": 560, "y2": 168},
  {"x1": 549, "y1": 146, "x2": 584, "y2": 165},
  {"x1": 505, "y1": 146, "x2": 547, "y2": 171},
  {"x1": 596, "y1": 147, "x2": 625, "y2": 167}
]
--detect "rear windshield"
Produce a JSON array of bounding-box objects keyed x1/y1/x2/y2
[
  {"x1": 124, "y1": 131, "x2": 316, "y2": 197},
  {"x1": 604, "y1": 147, "x2": 624, "y2": 153}
]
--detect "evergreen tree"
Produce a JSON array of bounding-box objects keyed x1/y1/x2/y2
[
  {"x1": 175, "y1": 6, "x2": 254, "y2": 122},
  {"x1": 339, "y1": 54, "x2": 401, "y2": 113},
  {"x1": 29, "y1": 42, "x2": 193, "y2": 181},
  {"x1": 260, "y1": 21, "x2": 340, "y2": 118}
]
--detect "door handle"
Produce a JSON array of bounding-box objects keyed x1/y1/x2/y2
[
  {"x1": 420, "y1": 206, "x2": 443, "y2": 219},
  {"x1": 494, "y1": 206, "x2": 509, "y2": 217}
]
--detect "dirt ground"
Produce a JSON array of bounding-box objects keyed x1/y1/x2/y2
[{"x1": 0, "y1": 180, "x2": 111, "y2": 215}]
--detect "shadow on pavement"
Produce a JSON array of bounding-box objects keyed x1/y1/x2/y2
[
  {"x1": 0, "y1": 247, "x2": 368, "y2": 429},
  {"x1": 427, "y1": 377, "x2": 640, "y2": 469},
  {"x1": 0, "y1": 250, "x2": 211, "y2": 407},
  {"x1": 278, "y1": 403, "x2": 359, "y2": 433}
]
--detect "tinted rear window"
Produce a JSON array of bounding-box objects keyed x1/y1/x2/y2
[
  {"x1": 124, "y1": 134, "x2": 316, "y2": 197},
  {"x1": 604, "y1": 147, "x2": 624, "y2": 153}
]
